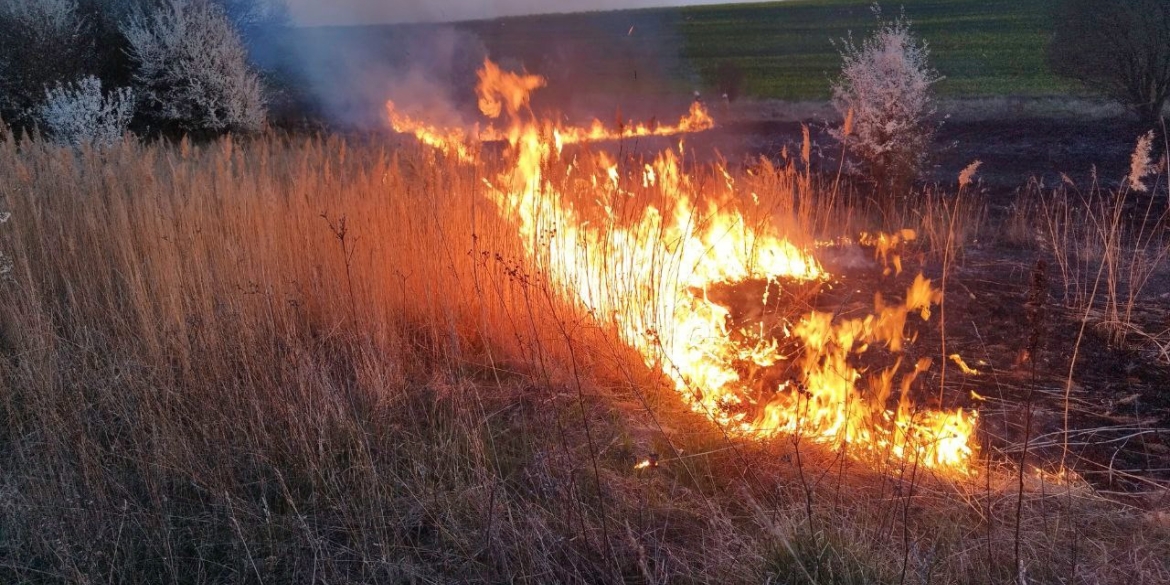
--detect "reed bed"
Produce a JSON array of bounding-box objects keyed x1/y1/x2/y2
[{"x1": 0, "y1": 133, "x2": 1166, "y2": 584}]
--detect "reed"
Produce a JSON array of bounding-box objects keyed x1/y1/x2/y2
[{"x1": 0, "y1": 132, "x2": 1165, "y2": 584}]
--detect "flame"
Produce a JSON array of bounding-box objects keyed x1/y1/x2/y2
[
  {"x1": 860, "y1": 229, "x2": 916, "y2": 276},
  {"x1": 387, "y1": 59, "x2": 977, "y2": 475},
  {"x1": 476, "y1": 58, "x2": 547, "y2": 120},
  {"x1": 949, "y1": 354, "x2": 980, "y2": 376},
  {"x1": 386, "y1": 59, "x2": 714, "y2": 163}
]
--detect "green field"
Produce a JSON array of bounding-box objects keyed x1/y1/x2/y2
[
  {"x1": 674, "y1": 0, "x2": 1072, "y2": 99},
  {"x1": 433, "y1": 0, "x2": 1074, "y2": 100},
  {"x1": 282, "y1": 0, "x2": 1076, "y2": 120}
]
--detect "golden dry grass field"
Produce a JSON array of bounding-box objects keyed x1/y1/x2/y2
[{"x1": 1, "y1": 106, "x2": 1169, "y2": 584}]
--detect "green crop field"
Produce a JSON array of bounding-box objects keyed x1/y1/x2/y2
[
  {"x1": 280, "y1": 0, "x2": 1078, "y2": 119},
  {"x1": 675, "y1": 0, "x2": 1072, "y2": 99}
]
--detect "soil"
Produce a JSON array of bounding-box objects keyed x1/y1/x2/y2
[{"x1": 939, "y1": 249, "x2": 1170, "y2": 503}]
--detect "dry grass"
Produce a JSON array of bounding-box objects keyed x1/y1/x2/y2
[
  {"x1": 1008, "y1": 166, "x2": 1170, "y2": 361},
  {"x1": 0, "y1": 132, "x2": 1167, "y2": 584}
]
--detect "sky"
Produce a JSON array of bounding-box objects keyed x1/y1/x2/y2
[{"x1": 286, "y1": 0, "x2": 754, "y2": 26}]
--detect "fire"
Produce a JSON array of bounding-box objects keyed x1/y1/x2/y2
[
  {"x1": 386, "y1": 58, "x2": 714, "y2": 162},
  {"x1": 387, "y1": 59, "x2": 977, "y2": 475},
  {"x1": 476, "y1": 58, "x2": 546, "y2": 119}
]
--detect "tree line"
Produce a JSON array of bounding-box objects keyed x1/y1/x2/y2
[
  {"x1": 0, "y1": 0, "x2": 1166, "y2": 148},
  {"x1": 0, "y1": 0, "x2": 284, "y2": 144}
]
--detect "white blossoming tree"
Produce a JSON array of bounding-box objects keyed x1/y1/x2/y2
[
  {"x1": 38, "y1": 75, "x2": 135, "y2": 147},
  {"x1": 831, "y1": 7, "x2": 940, "y2": 195},
  {"x1": 122, "y1": 0, "x2": 265, "y2": 133}
]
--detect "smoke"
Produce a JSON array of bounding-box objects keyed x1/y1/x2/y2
[
  {"x1": 516, "y1": 11, "x2": 697, "y2": 123},
  {"x1": 257, "y1": 23, "x2": 487, "y2": 128},
  {"x1": 259, "y1": 3, "x2": 701, "y2": 131}
]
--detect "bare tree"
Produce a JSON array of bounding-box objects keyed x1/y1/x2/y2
[
  {"x1": 122, "y1": 0, "x2": 265, "y2": 133},
  {"x1": 831, "y1": 7, "x2": 940, "y2": 195},
  {"x1": 1048, "y1": 0, "x2": 1170, "y2": 124}
]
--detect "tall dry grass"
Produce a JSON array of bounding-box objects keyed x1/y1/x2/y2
[
  {"x1": 1005, "y1": 141, "x2": 1170, "y2": 492},
  {"x1": 0, "y1": 132, "x2": 1166, "y2": 584},
  {"x1": 1008, "y1": 166, "x2": 1170, "y2": 360},
  {"x1": 0, "y1": 133, "x2": 654, "y2": 582}
]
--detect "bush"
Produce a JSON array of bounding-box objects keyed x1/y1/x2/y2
[
  {"x1": 831, "y1": 7, "x2": 940, "y2": 195},
  {"x1": 1048, "y1": 0, "x2": 1170, "y2": 125},
  {"x1": 38, "y1": 75, "x2": 135, "y2": 147},
  {"x1": 0, "y1": 0, "x2": 91, "y2": 123},
  {"x1": 122, "y1": 0, "x2": 266, "y2": 133}
]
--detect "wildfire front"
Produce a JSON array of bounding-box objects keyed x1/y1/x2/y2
[{"x1": 387, "y1": 59, "x2": 977, "y2": 476}]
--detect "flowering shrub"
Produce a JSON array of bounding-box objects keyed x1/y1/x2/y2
[
  {"x1": 831, "y1": 8, "x2": 940, "y2": 193},
  {"x1": 38, "y1": 76, "x2": 135, "y2": 147},
  {"x1": 123, "y1": 0, "x2": 265, "y2": 133}
]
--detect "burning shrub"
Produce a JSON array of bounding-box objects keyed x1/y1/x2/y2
[
  {"x1": 122, "y1": 0, "x2": 265, "y2": 133},
  {"x1": 37, "y1": 75, "x2": 135, "y2": 147},
  {"x1": 831, "y1": 7, "x2": 940, "y2": 196}
]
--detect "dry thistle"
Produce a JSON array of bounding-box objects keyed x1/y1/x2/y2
[
  {"x1": 801, "y1": 124, "x2": 811, "y2": 168},
  {"x1": 958, "y1": 159, "x2": 981, "y2": 189},
  {"x1": 1020, "y1": 259, "x2": 1048, "y2": 365},
  {"x1": 1127, "y1": 130, "x2": 1154, "y2": 192}
]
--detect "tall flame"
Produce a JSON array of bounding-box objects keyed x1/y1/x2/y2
[{"x1": 387, "y1": 59, "x2": 977, "y2": 475}]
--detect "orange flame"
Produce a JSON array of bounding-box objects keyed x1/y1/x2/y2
[
  {"x1": 476, "y1": 58, "x2": 547, "y2": 120},
  {"x1": 386, "y1": 59, "x2": 977, "y2": 475},
  {"x1": 386, "y1": 59, "x2": 713, "y2": 162}
]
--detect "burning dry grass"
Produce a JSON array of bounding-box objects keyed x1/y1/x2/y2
[
  {"x1": 390, "y1": 59, "x2": 981, "y2": 475},
  {"x1": 0, "y1": 129, "x2": 1167, "y2": 584}
]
